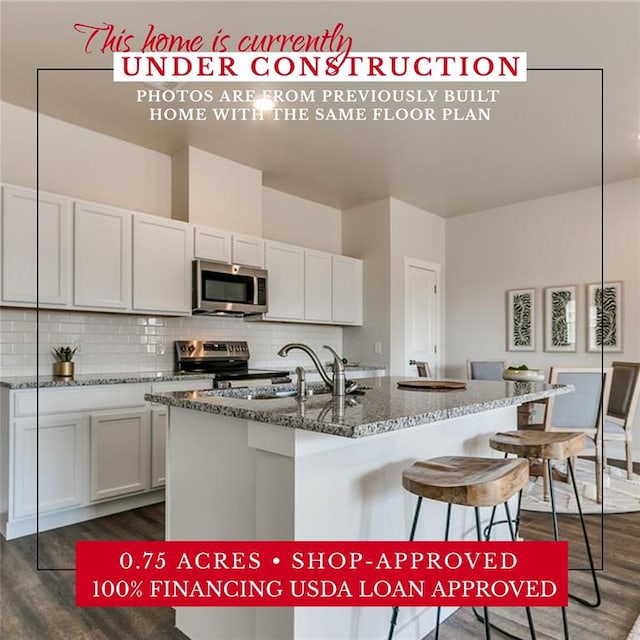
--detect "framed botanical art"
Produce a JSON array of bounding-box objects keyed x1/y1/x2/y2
[
  {"x1": 544, "y1": 285, "x2": 577, "y2": 352},
  {"x1": 587, "y1": 281, "x2": 622, "y2": 352},
  {"x1": 506, "y1": 288, "x2": 536, "y2": 351}
]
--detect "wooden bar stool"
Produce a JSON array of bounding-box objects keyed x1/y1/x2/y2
[
  {"x1": 387, "y1": 456, "x2": 536, "y2": 640},
  {"x1": 490, "y1": 431, "x2": 601, "y2": 636}
]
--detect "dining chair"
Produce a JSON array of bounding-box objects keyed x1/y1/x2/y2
[
  {"x1": 466, "y1": 360, "x2": 506, "y2": 381},
  {"x1": 542, "y1": 367, "x2": 613, "y2": 504},
  {"x1": 604, "y1": 361, "x2": 640, "y2": 480},
  {"x1": 415, "y1": 361, "x2": 432, "y2": 378}
]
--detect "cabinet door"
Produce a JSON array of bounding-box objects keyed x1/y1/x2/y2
[
  {"x1": 332, "y1": 256, "x2": 363, "y2": 325},
  {"x1": 1, "y1": 185, "x2": 71, "y2": 306},
  {"x1": 89, "y1": 408, "x2": 150, "y2": 501},
  {"x1": 304, "y1": 250, "x2": 332, "y2": 322},
  {"x1": 194, "y1": 225, "x2": 231, "y2": 263},
  {"x1": 231, "y1": 234, "x2": 264, "y2": 268},
  {"x1": 74, "y1": 201, "x2": 131, "y2": 309},
  {"x1": 12, "y1": 414, "x2": 84, "y2": 520},
  {"x1": 264, "y1": 241, "x2": 304, "y2": 321},
  {"x1": 150, "y1": 407, "x2": 167, "y2": 488},
  {"x1": 132, "y1": 214, "x2": 193, "y2": 314}
]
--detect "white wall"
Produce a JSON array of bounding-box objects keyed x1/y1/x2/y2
[
  {"x1": 262, "y1": 187, "x2": 341, "y2": 253},
  {"x1": 389, "y1": 198, "x2": 446, "y2": 376},
  {"x1": 342, "y1": 197, "x2": 446, "y2": 374},
  {"x1": 177, "y1": 146, "x2": 263, "y2": 235},
  {"x1": 342, "y1": 198, "x2": 390, "y2": 366},
  {"x1": 445, "y1": 177, "x2": 640, "y2": 454},
  {"x1": 0, "y1": 101, "x2": 172, "y2": 217}
]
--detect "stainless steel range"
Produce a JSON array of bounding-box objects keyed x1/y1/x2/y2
[{"x1": 174, "y1": 340, "x2": 291, "y2": 388}]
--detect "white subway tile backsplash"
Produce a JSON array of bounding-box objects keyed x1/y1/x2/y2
[{"x1": 0, "y1": 307, "x2": 342, "y2": 376}]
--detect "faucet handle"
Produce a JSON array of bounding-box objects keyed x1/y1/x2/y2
[{"x1": 323, "y1": 345, "x2": 344, "y2": 369}]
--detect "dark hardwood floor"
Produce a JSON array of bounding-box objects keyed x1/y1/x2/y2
[
  {"x1": 2, "y1": 467, "x2": 639, "y2": 640},
  {"x1": 0, "y1": 503, "x2": 188, "y2": 640}
]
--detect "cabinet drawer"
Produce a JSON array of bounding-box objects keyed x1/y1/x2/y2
[{"x1": 13, "y1": 384, "x2": 151, "y2": 417}]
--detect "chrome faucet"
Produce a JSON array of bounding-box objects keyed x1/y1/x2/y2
[{"x1": 277, "y1": 343, "x2": 349, "y2": 397}]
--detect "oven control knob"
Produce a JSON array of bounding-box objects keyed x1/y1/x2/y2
[
  {"x1": 188, "y1": 345, "x2": 195, "y2": 353},
  {"x1": 180, "y1": 345, "x2": 187, "y2": 353},
  {"x1": 242, "y1": 345, "x2": 248, "y2": 351}
]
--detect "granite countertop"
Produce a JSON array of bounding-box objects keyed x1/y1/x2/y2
[
  {"x1": 144, "y1": 376, "x2": 572, "y2": 439},
  {"x1": 0, "y1": 364, "x2": 386, "y2": 390},
  {"x1": 0, "y1": 370, "x2": 217, "y2": 390}
]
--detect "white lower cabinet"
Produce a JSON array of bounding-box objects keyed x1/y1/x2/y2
[
  {"x1": 89, "y1": 408, "x2": 150, "y2": 501},
  {"x1": 1, "y1": 379, "x2": 214, "y2": 539},
  {"x1": 150, "y1": 407, "x2": 167, "y2": 488},
  {"x1": 12, "y1": 414, "x2": 84, "y2": 520}
]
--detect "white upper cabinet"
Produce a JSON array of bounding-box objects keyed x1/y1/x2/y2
[
  {"x1": 232, "y1": 234, "x2": 265, "y2": 268},
  {"x1": 1, "y1": 185, "x2": 71, "y2": 306},
  {"x1": 264, "y1": 241, "x2": 304, "y2": 321},
  {"x1": 194, "y1": 225, "x2": 231, "y2": 263},
  {"x1": 332, "y1": 255, "x2": 363, "y2": 325},
  {"x1": 304, "y1": 250, "x2": 332, "y2": 322},
  {"x1": 132, "y1": 213, "x2": 193, "y2": 314},
  {"x1": 74, "y1": 201, "x2": 131, "y2": 310}
]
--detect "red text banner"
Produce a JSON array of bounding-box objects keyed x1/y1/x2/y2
[{"x1": 76, "y1": 540, "x2": 567, "y2": 607}]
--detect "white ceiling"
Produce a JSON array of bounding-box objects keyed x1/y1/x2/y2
[{"x1": 1, "y1": 1, "x2": 639, "y2": 217}]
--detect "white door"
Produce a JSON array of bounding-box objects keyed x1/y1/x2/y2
[{"x1": 404, "y1": 259, "x2": 440, "y2": 378}]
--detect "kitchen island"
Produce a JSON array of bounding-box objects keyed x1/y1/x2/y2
[{"x1": 146, "y1": 377, "x2": 570, "y2": 640}]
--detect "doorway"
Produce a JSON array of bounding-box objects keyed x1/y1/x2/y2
[{"x1": 404, "y1": 258, "x2": 441, "y2": 378}]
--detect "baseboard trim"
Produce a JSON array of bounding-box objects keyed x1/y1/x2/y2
[{"x1": 1, "y1": 490, "x2": 165, "y2": 540}]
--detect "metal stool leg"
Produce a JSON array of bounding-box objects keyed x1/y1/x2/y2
[
  {"x1": 566, "y1": 458, "x2": 601, "y2": 608},
  {"x1": 388, "y1": 497, "x2": 423, "y2": 640},
  {"x1": 547, "y1": 460, "x2": 571, "y2": 640},
  {"x1": 434, "y1": 503, "x2": 453, "y2": 640},
  {"x1": 473, "y1": 500, "x2": 537, "y2": 640},
  {"x1": 475, "y1": 507, "x2": 491, "y2": 640}
]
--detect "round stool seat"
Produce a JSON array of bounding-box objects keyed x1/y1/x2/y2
[
  {"x1": 402, "y1": 456, "x2": 529, "y2": 507},
  {"x1": 490, "y1": 430, "x2": 585, "y2": 460}
]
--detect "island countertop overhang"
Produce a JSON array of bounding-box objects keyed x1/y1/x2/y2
[{"x1": 144, "y1": 376, "x2": 572, "y2": 439}]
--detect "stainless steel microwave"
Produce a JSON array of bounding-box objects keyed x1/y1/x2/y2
[{"x1": 192, "y1": 260, "x2": 268, "y2": 316}]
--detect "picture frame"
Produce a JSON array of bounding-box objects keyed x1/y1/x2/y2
[
  {"x1": 544, "y1": 285, "x2": 577, "y2": 352},
  {"x1": 506, "y1": 288, "x2": 536, "y2": 351},
  {"x1": 587, "y1": 281, "x2": 622, "y2": 352}
]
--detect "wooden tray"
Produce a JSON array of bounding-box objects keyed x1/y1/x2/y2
[{"x1": 397, "y1": 380, "x2": 467, "y2": 391}]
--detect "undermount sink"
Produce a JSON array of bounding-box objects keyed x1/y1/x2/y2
[
  {"x1": 203, "y1": 384, "x2": 333, "y2": 401},
  {"x1": 244, "y1": 390, "x2": 298, "y2": 400}
]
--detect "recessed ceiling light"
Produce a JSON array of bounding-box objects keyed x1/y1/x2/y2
[{"x1": 253, "y1": 95, "x2": 275, "y2": 111}]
